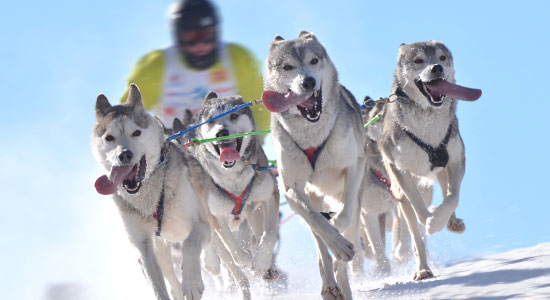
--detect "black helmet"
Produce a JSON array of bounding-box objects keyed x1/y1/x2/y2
[{"x1": 171, "y1": 0, "x2": 220, "y2": 69}]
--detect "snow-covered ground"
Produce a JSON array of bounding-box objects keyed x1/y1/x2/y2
[{"x1": 40, "y1": 211, "x2": 550, "y2": 300}]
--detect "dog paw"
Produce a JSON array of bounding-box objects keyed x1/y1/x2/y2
[
  {"x1": 181, "y1": 278, "x2": 204, "y2": 300},
  {"x1": 413, "y1": 268, "x2": 434, "y2": 281},
  {"x1": 262, "y1": 268, "x2": 280, "y2": 281},
  {"x1": 325, "y1": 230, "x2": 355, "y2": 261},
  {"x1": 425, "y1": 215, "x2": 447, "y2": 235},
  {"x1": 321, "y1": 286, "x2": 345, "y2": 300},
  {"x1": 447, "y1": 217, "x2": 466, "y2": 234}
]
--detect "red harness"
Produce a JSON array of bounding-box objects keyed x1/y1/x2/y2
[
  {"x1": 370, "y1": 168, "x2": 394, "y2": 198},
  {"x1": 213, "y1": 176, "x2": 255, "y2": 220}
]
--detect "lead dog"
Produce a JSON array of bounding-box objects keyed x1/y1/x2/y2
[
  {"x1": 263, "y1": 31, "x2": 366, "y2": 300},
  {"x1": 91, "y1": 84, "x2": 210, "y2": 300},
  {"x1": 378, "y1": 41, "x2": 481, "y2": 279}
]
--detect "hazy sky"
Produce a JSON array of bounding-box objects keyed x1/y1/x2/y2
[{"x1": 1, "y1": 1, "x2": 549, "y2": 299}]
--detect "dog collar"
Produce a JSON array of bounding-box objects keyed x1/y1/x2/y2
[
  {"x1": 400, "y1": 123, "x2": 453, "y2": 170},
  {"x1": 213, "y1": 175, "x2": 255, "y2": 220}
]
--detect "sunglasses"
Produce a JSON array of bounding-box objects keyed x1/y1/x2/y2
[{"x1": 180, "y1": 30, "x2": 216, "y2": 46}]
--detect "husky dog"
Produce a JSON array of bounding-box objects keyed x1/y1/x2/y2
[
  {"x1": 378, "y1": 41, "x2": 481, "y2": 280},
  {"x1": 356, "y1": 98, "x2": 396, "y2": 276},
  {"x1": 182, "y1": 92, "x2": 280, "y2": 299},
  {"x1": 263, "y1": 31, "x2": 365, "y2": 300},
  {"x1": 91, "y1": 84, "x2": 210, "y2": 300}
]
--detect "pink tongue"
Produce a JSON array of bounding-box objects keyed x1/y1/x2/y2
[
  {"x1": 262, "y1": 91, "x2": 313, "y2": 112},
  {"x1": 425, "y1": 80, "x2": 482, "y2": 101},
  {"x1": 94, "y1": 165, "x2": 134, "y2": 195},
  {"x1": 219, "y1": 147, "x2": 240, "y2": 163}
]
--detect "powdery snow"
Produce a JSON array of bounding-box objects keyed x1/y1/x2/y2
[{"x1": 202, "y1": 243, "x2": 550, "y2": 300}]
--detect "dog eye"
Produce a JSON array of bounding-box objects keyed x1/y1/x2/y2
[
  {"x1": 414, "y1": 58, "x2": 424, "y2": 64},
  {"x1": 283, "y1": 64, "x2": 294, "y2": 71},
  {"x1": 439, "y1": 55, "x2": 447, "y2": 61},
  {"x1": 132, "y1": 130, "x2": 141, "y2": 137},
  {"x1": 310, "y1": 58, "x2": 319, "y2": 65},
  {"x1": 230, "y1": 113, "x2": 239, "y2": 121},
  {"x1": 105, "y1": 135, "x2": 114, "y2": 142}
]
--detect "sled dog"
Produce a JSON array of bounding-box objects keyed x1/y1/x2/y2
[
  {"x1": 378, "y1": 41, "x2": 481, "y2": 279},
  {"x1": 91, "y1": 84, "x2": 210, "y2": 300},
  {"x1": 179, "y1": 93, "x2": 280, "y2": 299},
  {"x1": 263, "y1": 31, "x2": 365, "y2": 299}
]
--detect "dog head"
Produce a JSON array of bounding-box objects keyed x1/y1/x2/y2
[
  {"x1": 195, "y1": 92, "x2": 256, "y2": 169},
  {"x1": 263, "y1": 31, "x2": 337, "y2": 122},
  {"x1": 91, "y1": 84, "x2": 164, "y2": 195},
  {"x1": 393, "y1": 41, "x2": 481, "y2": 109}
]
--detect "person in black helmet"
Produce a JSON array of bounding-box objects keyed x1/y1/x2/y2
[{"x1": 120, "y1": 0, "x2": 269, "y2": 137}]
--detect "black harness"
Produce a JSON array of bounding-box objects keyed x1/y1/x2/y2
[
  {"x1": 153, "y1": 145, "x2": 168, "y2": 237},
  {"x1": 390, "y1": 87, "x2": 454, "y2": 171},
  {"x1": 401, "y1": 123, "x2": 453, "y2": 171}
]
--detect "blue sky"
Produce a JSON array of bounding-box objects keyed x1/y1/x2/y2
[{"x1": 1, "y1": 1, "x2": 549, "y2": 299}]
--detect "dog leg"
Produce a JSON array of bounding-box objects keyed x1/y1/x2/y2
[
  {"x1": 397, "y1": 198, "x2": 434, "y2": 280},
  {"x1": 203, "y1": 234, "x2": 221, "y2": 276},
  {"x1": 385, "y1": 162, "x2": 432, "y2": 226},
  {"x1": 153, "y1": 239, "x2": 184, "y2": 300},
  {"x1": 391, "y1": 209, "x2": 412, "y2": 264},
  {"x1": 180, "y1": 219, "x2": 210, "y2": 300},
  {"x1": 361, "y1": 209, "x2": 391, "y2": 276},
  {"x1": 437, "y1": 171, "x2": 466, "y2": 234},
  {"x1": 285, "y1": 187, "x2": 355, "y2": 261},
  {"x1": 334, "y1": 201, "x2": 362, "y2": 300},
  {"x1": 134, "y1": 236, "x2": 172, "y2": 300},
  {"x1": 211, "y1": 233, "x2": 251, "y2": 300},
  {"x1": 207, "y1": 213, "x2": 252, "y2": 268},
  {"x1": 330, "y1": 157, "x2": 365, "y2": 231},
  {"x1": 306, "y1": 191, "x2": 344, "y2": 300},
  {"x1": 350, "y1": 211, "x2": 366, "y2": 278},
  {"x1": 426, "y1": 162, "x2": 465, "y2": 235},
  {"x1": 251, "y1": 194, "x2": 280, "y2": 277}
]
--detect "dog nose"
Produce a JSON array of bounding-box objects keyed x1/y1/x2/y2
[
  {"x1": 216, "y1": 129, "x2": 229, "y2": 137},
  {"x1": 431, "y1": 64, "x2": 443, "y2": 75},
  {"x1": 118, "y1": 150, "x2": 133, "y2": 164},
  {"x1": 302, "y1": 77, "x2": 316, "y2": 91}
]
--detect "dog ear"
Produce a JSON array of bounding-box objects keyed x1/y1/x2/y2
[
  {"x1": 126, "y1": 83, "x2": 145, "y2": 114},
  {"x1": 95, "y1": 94, "x2": 112, "y2": 119},
  {"x1": 172, "y1": 117, "x2": 185, "y2": 133},
  {"x1": 203, "y1": 91, "x2": 218, "y2": 105},
  {"x1": 299, "y1": 31, "x2": 317, "y2": 41},
  {"x1": 273, "y1": 35, "x2": 285, "y2": 42},
  {"x1": 182, "y1": 109, "x2": 193, "y2": 127}
]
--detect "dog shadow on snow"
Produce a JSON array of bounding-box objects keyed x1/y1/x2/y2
[{"x1": 358, "y1": 259, "x2": 550, "y2": 299}]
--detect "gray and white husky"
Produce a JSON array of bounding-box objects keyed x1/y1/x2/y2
[
  {"x1": 378, "y1": 41, "x2": 481, "y2": 280},
  {"x1": 263, "y1": 31, "x2": 366, "y2": 300},
  {"x1": 356, "y1": 99, "x2": 396, "y2": 276},
  {"x1": 91, "y1": 84, "x2": 210, "y2": 300},
  {"x1": 181, "y1": 92, "x2": 280, "y2": 300}
]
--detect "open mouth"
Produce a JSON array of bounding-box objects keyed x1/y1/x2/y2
[
  {"x1": 122, "y1": 155, "x2": 147, "y2": 194},
  {"x1": 94, "y1": 155, "x2": 147, "y2": 195},
  {"x1": 415, "y1": 78, "x2": 445, "y2": 107},
  {"x1": 415, "y1": 78, "x2": 483, "y2": 106},
  {"x1": 297, "y1": 89, "x2": 322, "y2": 122},
  {"x1": 213, "y1": 137, "x2": 243, "y2": 168}
]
